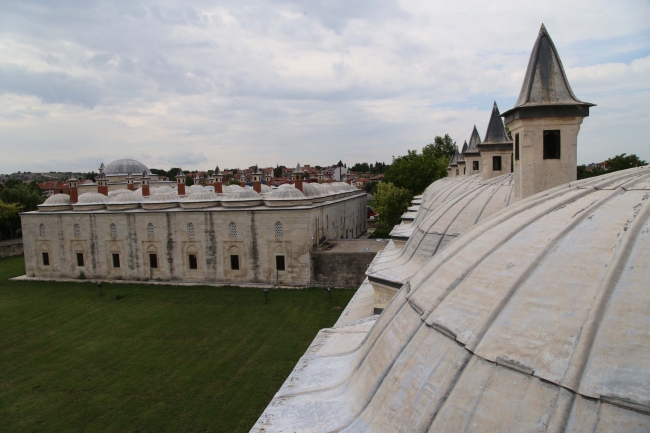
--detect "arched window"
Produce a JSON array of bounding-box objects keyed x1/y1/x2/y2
[
  {"x1": 40, "y1": 224, "x2": 45, "y2": 237},
  {"x1": 275, "y1": 221, "x2": 283, "y2": 237},
  {"x1": 188, "y1": 223, "x2": 195, "y2": 238},
  {"x1": 147, "y1": 223, "x2": 154, "y2": 238},
  {"x1": 229, "y1": 222, "x2": 237, "y2": 237},
  {"x1": 74, "y1": 224, "x2": 81, "y2": 237},
  {"x1": 110, "y1": 223, "x2": 117, "y2": 238}
]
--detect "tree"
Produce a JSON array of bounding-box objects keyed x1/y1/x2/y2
[
  {"x1": 273, "y1": 165, "x2": 285, "y2": 178},
  {"x1": 424, "y1": 134, "x2": 457, "y2": 159},
  {"x1": 364, "y1": 181, "x2": 378, "y2": 195},
  {"x1": 577, "y1": 165, "x2": 606, "y2": 180},
  {"x1": 373, "y1": 182, "x2": 412, "y2": 227},
  {"x1": 228, "y1": 179, "x2": 240, "y2": 186},
  {"x1": 185, "y1": 175, "x2": 194, "y2": 186},
  {"x1": 351, "y1": 162, "x2": 370, "y2": 173},
  {"x1": 0, "y1": 182, "x2": 43, "y2": 239},
  {"x1": 336, "y1": 160, "x2": 344, "y2": 167},
  {"x1": 605, "y1": 153, "x2": 647, "y2": 172},
  {"x1": 383, "y1": 147, "x2": 449, "y2": 196}
]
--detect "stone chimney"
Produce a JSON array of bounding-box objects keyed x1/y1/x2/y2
[
  {"x1": 213, "y1": 166, "x2": 223, "y2": 193},
  {"x1": 264, "y1": 169, "x2": 272, "y2": 184},
  {"x1": 126, "y1": 172, "x2": 135, "y2": 191},
  {"x1": 252, "y1": 165, "x2": 262, "y2": 193},
  {"x1": 177, "y1": 167, "x2": 186, "y2": 195},
  {"x1": 463, "y1": 126, "x2": 482, "y2": 176},
  {"x1": 479, "y1": 102, "x2": 513, "y2": 181},
  {"x1": 448, "y1": 150, "x2": 459, "y2": 177},
  {"x1": 292, "y1": 163, "x2": 304, "y2": 192},
  {"x1": 68, "y1": 173, "x2": 78, "y2": 203},
  {"x1": 97, "y1": 172, "x2": 108, "y2": 196},
  {"x1": 317, "y1": 170, "x2": 324, "y2": 184},
  {"x1": 457, "y1": 141, "x2": 468, "y2": 176},
  {"x1": 502, "y1": 24, "x2": 594, "y2": 201},
  {"x1": 141, "y1": 170, "x2": 150, "y2": 197}
]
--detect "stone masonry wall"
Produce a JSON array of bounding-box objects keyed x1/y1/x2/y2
[
  {"x1": 310, "y1": 251, "x2": 377, "y2": 288},
  {"x1": 0, "y1": 240, "x2": 23, "y2": 258}
]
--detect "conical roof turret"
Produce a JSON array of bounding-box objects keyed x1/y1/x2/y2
[
  {"x1": 449, "y1": 150, "x2": 459, "y2": 167},
  {"x1": 502, "y1": 24, "x2": 594, "y2": 122},
  {"x1": 295, "y1": 162, "x2": 303, "y2": 173},
  {"x1": 480, "y1": 102, "x2": 512, "y2": 148},
  {"x1": 214, "y1": 166, "x2": 221, "y2": 175},
  {"x1": 464, "y1": 126, "x2": 482, "y2": 155}
]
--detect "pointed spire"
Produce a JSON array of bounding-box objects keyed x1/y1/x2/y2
[
  {"x1": 141, "y1": 170, "x2": 149, "y2": 179},
  {"x1": 126, "y1": 172, "x2": 134, "y2": 179},
  {"x1": 98, "y1": 171, "x2": 106, "y2": 180},
  {"x1": 295, "y1": 162, "x2": 302, "y2": 172},
  {"x1": 464, "y1": 125, "x2": 482, "y2": 154},
  {"x1": 461, "y1": 141, "x2": 468, "y2": 153},
  {"x1": 482, "y1": 102, "x2": 511, "y2": 146},
  {"x1": 214, "y1": 166, "x2": 221, "y2": 175},
  {"x1": 503, "y1": 24, "x2": 594, "y2": 122},
  {"x1": 67, "y1": 172, "x2": 77, "y2": 181},
  {"x1": 99, "y1": 162, "x2": 105, "y2": 173},
  {"x1": 449, "y1": 150, "x2": 459, "y2": 166}
]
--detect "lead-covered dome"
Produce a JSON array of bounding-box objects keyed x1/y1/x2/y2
[
  {"x1": 72, "y1": 192, "x2": 109, "y2": 211},
  {"x1": 254, "y1": 166, "x2": 650, "y2": 431},
  {"x1": 107, "y1": 190, "x2": 144, "y2": 210},
  {"x1": 221, "y1": 186, "x2": 263, "y2": 207},
  {"x1": 180, "y1": 189, "x2": 221, "y2": 209},
  {"x1": 104, "y1": 159, "x2": 152, "y2": 177},
  {"x1": 38, "y1": 194, "x2": 72, "y2": 211},
  {"x1": 141, "y1": 189, "x2": 181, "y2": 209}
]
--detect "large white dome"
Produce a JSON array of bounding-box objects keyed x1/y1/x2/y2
[{"x1": 103, "y1": 159, "x2": 152, "y2": 176}]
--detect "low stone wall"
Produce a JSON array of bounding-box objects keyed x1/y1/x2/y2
[
  {"x1": 0, "y1": 239, "x2": 23, "y2": 258},
  {"x1": 310, "y1": 249, "x2": 377, "y2": 287}
]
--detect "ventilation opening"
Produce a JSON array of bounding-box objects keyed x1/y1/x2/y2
[
  {"x1": 543, "y1": 130, "x2": 561, "y2": 159},
  {"x1": 276, "y1": 255, "x2": 285, "y2": 271},
  {"x1": 473, "y1": 161, "x2": 479, "y2": 171},
  {"x1": 493, "y1": 156, "x2": 502, "y2": 171},
  {"x1": 189, "y1": 254, "x2": 198, "y2": 270},
  {"x1": 515, "y1": 133, "x2": 520, "y2": 161},
  {"x1": 76, "y1": 253, "x2": 84, "y2": 267},
  {"x1": 230, "y1": 255, "x2": 240, "y2": 270},
  {"x1": 112, "y1": 253, "x2": 121, "y2": 268},
  {"x1": 149, "y1": 254, "x2": 158, "y2": 269},
  {"x1": 42, "y1": 252, "x2": 50, "y2": 266}
]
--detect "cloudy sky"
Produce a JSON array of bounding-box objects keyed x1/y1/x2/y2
[{"x1": 1, "y1": 0, "x2": 649, "y2": 173}]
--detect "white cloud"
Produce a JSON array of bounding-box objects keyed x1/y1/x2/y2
[{"x1": 0, "y1": 0, "x2": 649, "y2": 172}]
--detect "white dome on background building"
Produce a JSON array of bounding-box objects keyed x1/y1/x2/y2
[
  {"x1": 103, "y1": 159, "x2": 152, "y2": 177},
  {"x1": 37, "y1": 193, "x2": 72, "y2": 211}
]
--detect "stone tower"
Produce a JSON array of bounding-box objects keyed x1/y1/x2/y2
[
  {"x1": 502, "y1": 24, "x2": 594, "y2": 201},
  {"x1": 463, "y1": 126, "x2": 482, "y2": 176},
  {"x1": 479, "y1": 102, "x2": 513, "y2": 181},
  {"x1": 213, "y1": 166, "x2": 223, "y2": 193},
  {"x1": 457, "y1": 142, "x2": 468, "y2": 175},
  {"x1": 176, "y1": 167, "x2": 186, "y2": 195}
]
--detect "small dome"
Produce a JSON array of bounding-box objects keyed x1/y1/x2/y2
[
  {"x1": 226, "y1": 187, "x2": 262, "y2": 200},
  {"x1": 38, "y1": 194, "x2": 72, "y2": 211},
  {"x1": 76, "y1": 192, "x2": 109, "y2": 205},
  {"x1": 260, "y1": 184, "x2": 273, "y2": 193},
  {"x1": 108, "y1": 190, "x2": 144, "y2": 204},
  {"x1": 147, "y1": 189, "x2": 182, "y2": 203},
  {"x1": 185, "y1": 189, "x2": 220, "y2": 202},
  {"x1": 135, "y1": 187, "x2": 160, "y2": 196},
  {"x1": 266, "y1": 184, "x2": 307, "y2": 200},
  {"x1": 302, "y1": 182, "x2": 326, "y2": 198},
  {"x1": 188, "y1": 184, "x2": 204, "y2": 193},
  {"x1": 108, "y1": 189, "x2": 131, "y2": 197},
  {"x1": 104, "y1": 159, "x2": 152, "y2": 176}
]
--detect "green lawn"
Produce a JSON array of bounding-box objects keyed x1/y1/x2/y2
[
  {"x1": 369, "y1": 227, "x2": 392, "y2": 238},
  {"x1": 0, "y1": 255, "x2": 354, "y2": 432}
]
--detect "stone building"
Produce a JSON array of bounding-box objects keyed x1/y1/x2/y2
[
  {"x1": 253, "y1": 25, "x2": 650, "y2": 431},
  {"x1": 21, "y1": 162, "x2": 366, "y2": 286}
]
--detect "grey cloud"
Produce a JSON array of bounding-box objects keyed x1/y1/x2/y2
[{"x1": 0, "y1": 64, "x2": 104, "y2": 107}]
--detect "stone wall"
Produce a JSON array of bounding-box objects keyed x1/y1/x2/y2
[
  {"x1": 0, "y1": 240, "x2": 23, "y2": 258},
  {"x1": 310, "y1": 250, "x2": 377, "y2": 288}
]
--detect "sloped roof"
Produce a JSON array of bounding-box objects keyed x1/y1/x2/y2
[
  {"x1": 503, "y1": 24, "x2": 594, "y2": 120},
  {"x1": 480, "y1": 102, "x2": 512, "y2": 149},
  {"x1": 464, "y1": 125, "x2": 482, "y2": 155}
]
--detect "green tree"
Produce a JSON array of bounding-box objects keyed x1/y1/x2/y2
[
  {"x1": 351, "y1": 162, "x2": 370, "y2": 173},
  {"x1": 228, "y1": 179, "x2": 240, "y2": 186},
  {"x1": 383, "y1": 148, "x2": 449, "y2": 196},
  {"x1": 0, "y1": 182, "x2": 43, "y2": 239},
  {"x1": 577, "y1": 165, "x2": 606, "y2": 180},
  {"x1": 424, "y1": 134, "x2": 457, "y2": 159},
  {"x1": 605, "y1": 153, "x2": 647, "y2": 172},
  {"x1": 364, "y1": 181, "x2": 378, "y2": 195},
  {"x1": 273, "y1": 165, "x2": 285, "y2": 178},
  {"x1": 185, "y1": 175, "x2": 194, "y2": 186},
  {"x1": 336, "y1": 160, "x2": 344, "y2": 167},
  {"x1": 373, "y1": 182, "x2": 412, "y2": 227}
]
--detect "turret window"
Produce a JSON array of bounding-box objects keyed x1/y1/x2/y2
[
  {"x1": 275, "y1": 221, "x2": 283, "y2": 237},
  {"x1": 493, "y1": 156, "x2": 502, "y2": 171},
  {"x1": 473, "y1": 161, "x2": 479, "y2": 171},
  {"x1": 40, "y1": 224, "x2": 45, "y2": 237},
  {"x1": 74, "y1": 224, "x2": 81, "y2": 237},
  {"x1": 147, "y1": 223, "x2": 154, "y2": 238},
  {"x1": 110, "y1": 223, "x2": 117, "y2": 238},
  {"x1": 515, "y1": 133, "x2": 520, "y2": 161},
  {"x1": 543, "y1": 130, "x2": 561, "y2": 159},
  {"x1": 229, "y1": 222, "x2": 237, "y2": 237},
  {"x1": 188, "y1": 223, "x2": 195, "y2": 238}
]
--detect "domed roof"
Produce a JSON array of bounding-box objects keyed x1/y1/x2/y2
[
  {"x1": 372, "y1": 174, "x2": 514, "y2": 285},
  {"x1": 76, "y1": 192, "x2": 109, "y2": 205},
  {"x1": 225, "y1": 186, "x2": 262, "y2": 200},
  {"x1": 104, "y1": 159, "x2": 152, "y2": 176},
  {"x1": 108, "y1": 190, "x2": 143, "y2": 204},
  {"x1": 266, "y1": 184, "x2": 307, "y2": 200},
  {"x1": 108, "y1": 189, "x2": 131, "y2": 197},
  {"x1": 38, "y1": 193, "x2": 72, "y2": 211},
  {"x1": 146, "y1": 189, "x2": 181, "y2": 203},
  {"x1": 302, "y1": 182, "x2": 326, "y2": 198},
  {"x1": 188, "y1": 184, "x2": 204, "y2": 193},
  {"x1": 260, "y1": 184, "x2": 273, "y2": 193},
  {"x1": 254, "y1": 166, "x2": 650, "y2": 431},
  {"x1": 184, "y1": 189, "x2": 220, "y2": 203}
]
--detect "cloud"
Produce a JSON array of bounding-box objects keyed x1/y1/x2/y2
[{"x1": 0, "y1": 0, "x2": 649, "y2": 173}]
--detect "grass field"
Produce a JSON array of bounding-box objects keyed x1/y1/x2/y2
[
  {"x1": 369, "y1": 227, "x2": 392, "y2": 238},
  {"x1": 0, "y1": 255, "x2": 354, "y2": 432}
]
